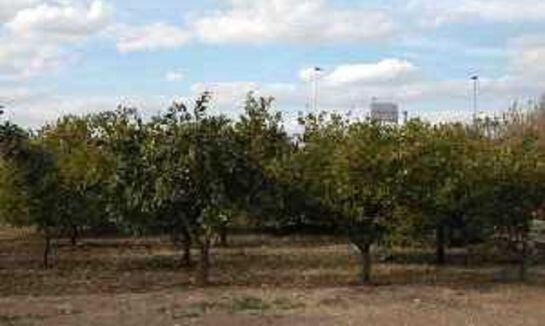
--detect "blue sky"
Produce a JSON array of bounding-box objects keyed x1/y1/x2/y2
[{"x1": 1, "y1": 0, "x2": 544, "y2": 127}]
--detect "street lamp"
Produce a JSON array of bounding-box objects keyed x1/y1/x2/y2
[
  {"x1": 470, "y1": 75, "x2": 479, "y2": 124},
  {"x1": 311, "y1": 67, "x2": 323, "y2": 112}
]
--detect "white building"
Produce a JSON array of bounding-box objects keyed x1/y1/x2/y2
[{"x1": 370, "y1": 101, "x2": 399, "y2": 124}]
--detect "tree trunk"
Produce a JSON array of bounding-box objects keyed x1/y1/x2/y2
[
  {"x1": 462, "y1": 226, "x2": 471, "y2": 266},
  {"x1": 436, "y1": 224, "x2": 446, "y2": 265},
  {"x1": 182, "y1": 234, "x2": 192, "y2": 267},
  {"x1": 43, "y1": 235, "x2": 51, "y2": 269},
  {"x1": 219, "y1": 226, "x2": 228, "y2": 247},
  {"x1": 70, "y1": 225, "x2": 78, "y2": 247},
  {"x1": 354, "y1": 242, "x2": 372, "y2": 284},
  {"x1": 197, "y1": 240, "x2": 211, "y2": 286},
  {"x1": 518, "y1": 238, "x2": 528, "y2": 282},
  {"x1": 361, "y1": 243, "x2": 372, "y2": 284},
  {"x1": 171, "y1": 231, "x2": 192, "y2": 267}
]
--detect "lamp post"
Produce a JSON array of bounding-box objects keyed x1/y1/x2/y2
[
  {"x1": 311, "y1": 67, "x2": 323, "y2": 112},
  {"x1": 470, "y1": 75, "x2": 479, "y2": 125}
]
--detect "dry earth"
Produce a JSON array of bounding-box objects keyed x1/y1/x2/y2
[
  {"x1": 1, "y1": 228, "x2": 545, "y2": 325},
  {"x1": 2, "y1": 285, "x2": 545, "y2": 325}
]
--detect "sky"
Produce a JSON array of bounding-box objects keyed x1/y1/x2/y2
[{"x1": 0, "y1": 0, "x2": 544, "y2": 128}]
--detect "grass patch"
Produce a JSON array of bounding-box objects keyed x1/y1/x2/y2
[
  {"x1": 172, "y1": 301, "x2": 224, "y2": 319},
  {"x1": 271, "y1": 297, "x2": 306, "y2": 310},
  {"x1": 231, "y1": 296, "x2": 271, "y2": 314},
  {"x1": 0, "y1": 314, "x2": 45, "y2": 325},
  {"x1": 230, "y1": 296, "x2": 305, "y2": 315}
]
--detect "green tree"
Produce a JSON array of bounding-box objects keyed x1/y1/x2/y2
[
  {"x1": 478, "y1": 132, "x2": 545, "y2": 280},
  {"x1": 0, "y1": 158, "x2": 29, "y2": 226},
  {"x1": 90, "y1": 107, "x2": 156, "y2": 235},
  {"x1": 39, "y1": 116, "x2": 114, "y2": 245},
  {"x1": 234, "y1": 93, "x2": 291, "y2": 233},
  {"x1": 0, "y1": 121, "x2": 63, "y2": 267},
  {"x1": 399, "y1": 122, "x2": 482, "y2": 264},
  {"x1": 295, "y1": 114, "x2": 401, "y2": 283},
  {"x1": 150, "y1": 93, "x2": 252, "y2": 284}
]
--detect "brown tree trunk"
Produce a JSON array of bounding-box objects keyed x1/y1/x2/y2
[
  {"x1": 219, "y1": 226, "x2": 228, "y2": 247},
  {"x1": 361, "y1": 243, "x2": 372, "y2": 284},
  {"x1": 182, "y1": 234, "x2": 192, "y2": 267},
  {"x1": 463, "y1": 226, "x2": 471, "y2": 266},
  {"x1": 70, "y1": 225, "x2": 78, "y2": 247},
  {"x1": 43, "y1": 235, "x2": 51, "y2": 269},
  {"x1": 354, "y1": 242, "x2": 372, "y2": 284},
  {"x1": 197, "y1": 240, "x2": 211, "y2": 286},
  {"x1": 436, "y1": 224, "x2": 446, "y2": 265},
  {"x1": 519, "y1": 238, "x2": 528, "y2": 282},
  {"x1": 173, "y1": 229, "x2": 193, "y2": 267}
]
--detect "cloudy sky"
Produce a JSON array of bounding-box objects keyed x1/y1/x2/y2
[{"x1": 1, "y1": 0, "x2": 544, "y2": 127}]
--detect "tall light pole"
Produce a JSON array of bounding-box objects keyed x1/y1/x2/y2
[
  {"x1": 403, "y1": 110, "x2": 409, "y2": 124},
  {"x1": 470, "y1": 75, "x2": 479, "y2": 124},
  {"x1": 311, "y1": 67, "x2": 323, "y2": 112}
]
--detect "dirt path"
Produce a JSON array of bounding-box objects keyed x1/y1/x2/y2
[{"x1": 2, "y1": 285, "x2": 545, "y2": 326}]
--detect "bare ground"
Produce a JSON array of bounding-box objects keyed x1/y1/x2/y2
[
  {"x1": 1, "y1": 228, "x2": 545, "y2": 325},
  {"x1": 2, "y1": 285, "x2": 545, "y2": 325}
]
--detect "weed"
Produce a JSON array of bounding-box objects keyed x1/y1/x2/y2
[{"x1": 231, "y1": 296, "x2": 270, "y2": 314}]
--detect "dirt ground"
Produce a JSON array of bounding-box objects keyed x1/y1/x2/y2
[
  {"x1": 1, "y1": 228, "x2": 545, "y2": 325},
  {"x1": 2, "y1": 285, "x2": 545, "y2": 325}
]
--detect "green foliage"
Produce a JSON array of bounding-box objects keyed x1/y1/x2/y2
[
  {"x1": 1, "y1": 92, "x2": 544, "y2": 283},
  {"x1": 399, "y1": 122, "x2": 487, "y2": 253},
  {"x1": 39, "y1": 116, "x2": 114, "y2": 238},
  {"x1": 0, "y1": 159, "x2": 29, "y2": 225}
]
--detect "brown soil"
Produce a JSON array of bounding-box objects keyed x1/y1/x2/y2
[
  {"x1": 2, "y1": 285, "x2": 545, "y2": 325},
  {"x1": 1, "y1": 228, "x2": 545, "y2": 325}
]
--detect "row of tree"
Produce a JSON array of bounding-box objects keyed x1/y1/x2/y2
[{"x1": 1, "y1": 93, "x2": 544, "y2": 284}]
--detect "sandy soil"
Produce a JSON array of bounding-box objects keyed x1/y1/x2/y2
[
  {"x1": 1, "y1": 229, "x2": 545, "y2": 325},
  {"x1": 2, "y1": 285, "x2": 545, "y2": 326}
]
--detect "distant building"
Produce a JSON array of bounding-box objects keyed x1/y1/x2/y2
[{"x1": 370, "y1": 101, "x2": 399, "y2": 124}]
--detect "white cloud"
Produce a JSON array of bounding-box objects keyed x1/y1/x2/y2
[
  {"x1": 5, "y1": 72, "x2": 543, "y2": 129},
  {"x1": 192, "y1": 0, "x2": 394, "y2": 44},
  {"x1": 0, "y1": 37, "x2": 77, "y2": 80},
  {"x1": 323, "y1": 59, "x2": 417, "y2": 87},
  {"x1": 298, "y1": 67, "x2": 326, "y2": 83},
  {"x1": 0, "y1": 0, "x2": 38, "y2": 21},
  {"x1": 510, "y1": 36, "x2": 545, "y2": 79},
  {"x1": 189, "y1": 81, "x2": 299, "y2": 114},
  {"x1": 6, "y1": 0, "x2": 113, "y2": 40},
  {"x1": 406, "y1": 0, "x2": 545, "y2": 26},
  {"x1": 0, "y1": 86, "x2": 34, "y2": 108},
  {"x1": 165, "y1": 71, "x2": 184, "y2": 82},
  {"x1": 116, "y1": 23, "x2": 191, "y2": 53},
  {"x1": 4, "y1": 91, "x2": 188, "y2": 128},
  {"x1": 190, "y1": 81, "x2": 259, "y2": 108},
  {"x1": 0, "y1": 1, "x2": 114, "y2": 79}
]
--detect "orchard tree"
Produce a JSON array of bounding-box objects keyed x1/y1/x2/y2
[
  {"x1": 234, "y1": 93, "x2": 292, "y2": 232},
  {"x1": 0, "y1": 158, "x2": 29, "y2": 226},
  {"x1": 0, "y1": 121, "x2": 63, "y2": 267},
  {"x1": 148, "y1": 102, "x2": 196, "y2": 266},
  {"x1": 90, "y1": 107, "x2": 157, "y2": 235},
  {"x1": 191, "y1": 104, "x2": 247, "y2": 285},
  {"x1": 151, "y1": 93, "x2": 252, "y2": 284},
  {"x1": 295, "y1": 114, "x2": 402, "y2": 283},
  {"x1": 335, "y1": 121, "x2": 402, "y2": 283},
  {"x1": 399, "y1": 122, "x2": 483, "y2": 264},
  {"x1": 478, "y1": 127, "x2": 545, "y2": 280},
  {"x1": 39, "y1": 116, "x2": 113, "y2": 245}
]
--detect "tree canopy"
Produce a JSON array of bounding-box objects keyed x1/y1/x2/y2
[{"x1": 1, "y1": 94, "x2": 544, "y2": 283}]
